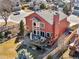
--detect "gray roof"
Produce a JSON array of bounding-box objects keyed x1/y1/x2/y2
[
  {"x1": 36, "y1": 10, "x2": 67, "y2": 25},
  {"x1": 67, "y1": 14, "x2": 79, "y2": 27}
]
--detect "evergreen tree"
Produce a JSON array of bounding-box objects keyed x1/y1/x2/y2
[
  {"x1": 0, "y1": 32, "x2": 3, "y2": 39},
  {"x1": 63, "y1": 4, "x2": 70, "y2": 15},
  {"x1": 19, "y1": 20, "x2": 24, "y2": 36}
]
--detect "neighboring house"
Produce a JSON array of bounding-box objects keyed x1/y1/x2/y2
[
  {"x1": 67, "y1": 14, "x2": 79, "y2": 27},
  {"x1": 31, "y1": 0, "x2": 47, "y2": 3},
  {"x1": 11, "y1": 0, "x2": 20, "y2": 5},
  {"x1": 73, "y1": 0, "x2": 79, "y2": 7},
  {"x1": 72, "y1": 7, "x2": 79, "y2": 16},
  {"x1": 11, "y1": 0, "x2": 21, "y2": 12},
  {"x1": 58, "y1": 2, "x2": 65, "y2": 11},
  {"x1": 25, "y1": 10, "x2": 69, "y2": 43},
  {"x1": 29, "y1": 1, "x2": 40, "y2": 11},
  {"x1": 72, "y1": 0, "x2": 79, "y2": 16},
  {"x1": 62, "y1": 0, "x2": 70, "y2": 3},
  {"x1": 29, "y1": 0, "x2": 47, "y2": 11},
  {"x1": 20, "y1": 0, "x2": 31, "y2": 3}
]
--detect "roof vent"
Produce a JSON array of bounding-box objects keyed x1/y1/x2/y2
[{"x1": 54, "y1": 11, "x2": 59, "y2": 15}]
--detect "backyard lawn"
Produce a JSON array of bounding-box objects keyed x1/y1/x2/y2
[{"x1": 0, "y1": 37, "x2": 18, "y2": 59}]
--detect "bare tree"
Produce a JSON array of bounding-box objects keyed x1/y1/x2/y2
[{"x1": 0, "y1": 0, "x2": 13, "y2": 26}]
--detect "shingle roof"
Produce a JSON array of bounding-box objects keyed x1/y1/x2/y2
[{"x1": 36, "y1": 10, "x2": 67, "y2": 25}]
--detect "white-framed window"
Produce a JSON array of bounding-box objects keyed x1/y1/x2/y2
[
  {"x1": 32, "y1": 17, "x2": 40, "y2": 28},
  {"x1": 46, "y1": 32, "x2": 51, "y2": 38},
  {"x1": 33, "y1": 30, "x2": 36, "y2": 34},
  {"x1": 40, "y1": 22, "x2": 45, "y2": 29},
  {"x1": 32, "y1": 17, "x2": 40, "y2": 22},
  {"x1": 40, "y1": 31, "x2": 45, "y2": 37},
  {"x1": 37, "y1": 31, "x2": 40, "y2": 35},
  {"x1": 33, "y1": 30, "x2": 40, "y2": 35}
]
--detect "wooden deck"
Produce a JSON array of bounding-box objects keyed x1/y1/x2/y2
[{"x1": 43, "y1": 29, "x2": 77, "y2": 59}]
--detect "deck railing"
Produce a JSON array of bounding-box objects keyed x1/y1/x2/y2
[{"x1": 43, "y1": 29, "x2": 77, "y2": 59}]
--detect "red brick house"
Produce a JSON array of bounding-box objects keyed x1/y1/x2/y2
[{"x1": 25, "y1": 10, "x2": 70, "y2": 43}]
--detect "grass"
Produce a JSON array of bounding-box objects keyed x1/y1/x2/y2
[
  {"x1": 0, "y1": 22, "x2": 17, "y2": 26},
  {"x1": 0, "y1": 22, "x2": 19, "y2": 34},
  {"x1": 0, "y1": 37, "x2": 18, "y2": 59}
]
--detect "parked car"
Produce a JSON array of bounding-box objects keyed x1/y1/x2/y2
[{"x1": 13, "y1": 11, "x2": 20, "y2": 15}]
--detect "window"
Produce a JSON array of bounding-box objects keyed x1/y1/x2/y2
[
  {"x1": 40, "y1": 23, "x2": 45, "y2": 29},
  {"x1": 37, "y1": 31, "x2": 39, "y2": 35},
  {"x1": 41, "y1": 31, "x2": 45, "y2": 37},
  {"x1": 46, "y1": 32, "x2": 51, "y2": 38},
  {"x1": 33, "y1": 22, "x2": 36, "y2": 26},
  {"x1": 47, "y1": 33, "x2": 50, "y2": 37},
  {"x1": 34, "y1": 30, "x2": 36, "y2": 34},
  {"x1": 32, "y1": 17, "x2": 40, "y2": 22},
  {"x1": 33, "y1": 30, "x2": 40, "y2": 35}
]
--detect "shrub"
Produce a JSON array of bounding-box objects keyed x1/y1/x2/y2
[
  {"x1": 40, "y1": 3, "x2": 46, "y2": 9},
  {"x1": 0, "y1": 32, "x2": 3, "y2": 39},
  {"x1": 47, "y1": 55, "x2": 52, "y2": 59},
  {"x1": 4, "y1": 31, "x2": 11, "y2": 38},
  {"x1": 19, "y1": 20, "x2": 24, "y2": 36}
]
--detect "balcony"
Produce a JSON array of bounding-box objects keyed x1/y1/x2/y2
[{"x1": 31, "y1": 34, "x2": 47, "y2": 43}]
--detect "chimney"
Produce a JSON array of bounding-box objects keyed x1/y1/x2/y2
[
  {"x1": 53, "y1": 11, "x2": 59, "y2": 24},
  {"x1": 52, "y1": 11, "x2": 60, "y2": 40}
]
